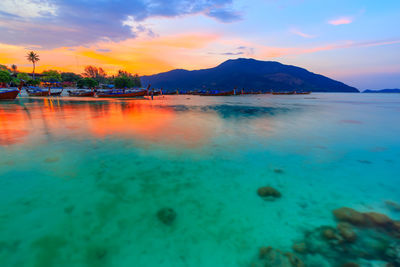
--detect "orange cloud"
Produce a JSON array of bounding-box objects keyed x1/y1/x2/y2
[
  {"x1": 76, "y1": 33, "x2": 219, "y2": 74},
  {"x1": 328, "y1": 17, "x2": 353, "y2": 25},
  {"x1": 0, "y1": 33, "x2": 219, "y2": 75},
  {"x1": 290, "y1": 28, "x2": 315, "y2": 38},
  {"x1": 260, "y1": 39, "x2": 400, "y2": 58}
]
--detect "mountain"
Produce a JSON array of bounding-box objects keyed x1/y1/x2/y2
[
  {"x1": 141, "y1": 58, "x2": 359, "y2": 92},
  {"x1": 363, "y1": 89, "x2": 400, "y2": 93}
]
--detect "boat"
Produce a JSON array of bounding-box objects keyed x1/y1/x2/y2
[
  {"x1": 294, "y1": 91, "x2": 311, "y2": 95},
  {"x1": 272, "y1": 91, "x2": 311, "y2": 95},
  {"x1": 272, "y1": 91, "x2": 295, "y2": 95},
  {"x1": 96, "y1": 85, "x2": 150, "y2": 98},
  {"x1": 49, "y1": 87, "x2": 64, "y2": 96},
  {"x1": 164, "y1": 90, "x2": 180, "y2": 95},
  {"x1": 96, "y1": 89, "x2": 147, "y2": 98},
  {"x1": 199, "y1": 90, "x2": 235, "y2": 96},
  {"x1": 0, "y1": 81, "x2": 23, "y2": 100},
  {"x1": 67, "y1": 90, "x2": 95, "y2": 97},
  {"x1": 26, "y1": 87, "x2": 50, "y2": 97},
  {"x1": 240, "y1": 90, "x2": 264, "y2": 95},
  {"x1": 0, "y1": 90, "x2": 20, "y2": 100},
  {"x1": 149, "y1": 89, "x2": 162, "y2": 96}
]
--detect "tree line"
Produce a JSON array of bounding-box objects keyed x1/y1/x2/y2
[{"x1": 0, "y1": 51, "x2": 142, "y2": 89}]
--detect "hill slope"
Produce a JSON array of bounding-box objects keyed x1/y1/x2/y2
[{"x1": 141, "y1": 58, "x2": 359, "y2": 92}]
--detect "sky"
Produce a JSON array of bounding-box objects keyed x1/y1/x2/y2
[{"x1": 0, "y1": 0, "x2": 399, "y2": 89}]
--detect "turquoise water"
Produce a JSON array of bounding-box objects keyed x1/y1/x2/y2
[{"x1": 0, "y1": 94, "x2": 399, "y2": 266}]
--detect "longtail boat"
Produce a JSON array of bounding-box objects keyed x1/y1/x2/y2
[
  {"x1": 199, "y1": 90, "x2": 235, "y2": 96},
  {"x1": 0, "y1": 81, "x2": 24, "y2": 100},
  {"x1": 150, "y1": 89, "x2": 162, "y2": 96},
  {"x1": 294, "y1": 91, "x2": 311, "y2": 95},
  {"x1": 272, "y1": 91, "x2": 311, "y2": 95},
  {"x1": 26, "y1": 87, "x2": 50, "y2": 96},
  {"x1": 272, "y1": 91, "x2": 295, "y2": 95},
  {"x1": 67, "y1": 90, "x2": 95, "y2": 97},
  {"x1": 49, "y1": 88, "x2": 64, "y2": 96},
  {"x1": 97, "y1": 89, "x2": 147, "y2": 98},
  {"x1": 164, "y1": 90, "x2": 179, "y2": 95},
  {"x1": 240, "y1": 90, "x2": 265, "y2": 95},
  {"x1": 96, "y1": 85, "x2": 150, "y2": 98},
  {"x1": 0, "y1": 90, "x2": 20, "y2": 100}
]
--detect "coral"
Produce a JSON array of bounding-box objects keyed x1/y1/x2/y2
[
  {"x1": 257, "y1": 246, "x2": 304, "y2": 267},
  {"x1": 385, "y1": 242, "x2": 400, "y2": 265},
  {"x1": 156, "y1": 207, "x2": 177, "y2": 225},
  {"x1": 333, "y1": 207, "x2": 400, "y2": 238},
  {"x1": 292, "y1": 242, "x2": 307, "y2": 254},
  {"x1": 385, "y1": 201, "x2": 400, "y2": 212},
  {"x1": 333, "y1": 207, "x2": 366, "y2": 226},
  {"x1": 340, "y1": 263, "x2": 359, "y2": 267},
  {"x1": 337, "y1": 223, "x2": 357, "y2": 243},
  {"x1": 257, "y1": 186, "x2": 281, "y2": 199},
  {"x1": 321, "y1": 226, "x2": 338, "y2": 241}
]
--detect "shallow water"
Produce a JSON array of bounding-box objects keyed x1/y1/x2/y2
[{"x1": 0, "y1": 94, "x2": 399, "y2": 266}]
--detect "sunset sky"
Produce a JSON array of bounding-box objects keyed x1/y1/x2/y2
[{"x1": 0, "y1": 0, "x2": 399, "y2": 89}]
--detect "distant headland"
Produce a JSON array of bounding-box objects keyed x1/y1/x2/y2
[{"x1": 363, "y1": 89, "x2": 400, "y2": 93}]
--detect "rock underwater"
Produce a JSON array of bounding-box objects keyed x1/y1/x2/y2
[
  {"x1": 250, "y1": 207, "x2": 400, "y2": 266},
  {"x1": 156, "y1": 208, "x2": 177, "y2": 225},
  {"x1": 257, "y1": 186, "x2": 282, "y2": 200}
]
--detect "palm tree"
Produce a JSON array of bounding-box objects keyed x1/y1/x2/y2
[
  {"x1": 26, "y1": 51, "x2": 40, "y2": 80},
  {"x1": 11, "y1": 64, "x2": 17, "y2": 74}
]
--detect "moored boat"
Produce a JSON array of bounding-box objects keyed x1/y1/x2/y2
[
  {"x1": 0, "y1": 90, "x2": 20, "y2": 100},
  {"x1": 294, "y1": 91, "x2": 311, "y2": 95},
  {"x1": 150, "y1": 89, "x2": 162, "y2": 96},
  {"x1": 96, "y1": 86, "x2": 149, "y2": 98},
  {"x1": 272, "y1": 91, "x2": 295, "y2": 95},
  {"x1": 96, "y1": 90, "x2": 147, "y2": 98},
  {"x1": 272, "y1": 91, "x2": 311, "y2": 95},
  {"x1": 0, "y1": 81, "x2": 24, "y2": 100},
  {"x1": 67, "y1": 90, "x2": 95, "y2": 97},
  {"x1": 164, "y1": 90, "x2": 180, "y2": 95},
  {"x1": 49, "y1": 88, "x2": 64, "y2": 96},
  {"x1": 199, "y1": 90, "x2": 235, "y2": 96},
  {"x1": 26, "y1": 87, "x2": 50, "y2": 97}
]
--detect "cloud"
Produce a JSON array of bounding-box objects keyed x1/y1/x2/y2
[
  {"x1": 0, "y1": 0, "x2": 240, "y2": 48},
  {"x1": 96, "y1": 49, "x2": 111, "y2": 53},
  {"x1": 261, "y1": 39, "x2": 400, "y2": 58},
  {"x1": 0, "y1": 33, "x2": 220, "y2": 75},
  {"x1": 206, "y1": 8, "x2": 242, "y2": 23},
  {"x1": 290, "y1": 28, "x2": 315, "y2": 38},
  {"x1": 1, "y1": 0, "x2": 56, "y2": 18},
  {"x1": 237, "y1": 46, "x2": 255, "y2": 55},
  {"x1": 122, "y1": 16, "x2": 158, "y2": 38},
  {"x1": 209, "y1": 51, "x2": 244, "y2": 55},
  {"x1": 209, "y1": 45, "x2": 255, "y2": 56},
  {"x1": 328, "y1": 17, "x2": 353, "y2": 26}
]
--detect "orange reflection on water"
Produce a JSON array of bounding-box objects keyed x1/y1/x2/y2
[
  {"x1": 91, "y1": 102, "x2": 174, "y2": 139},
  {"x1": 0, "y1": 98, "x2": 214, "y2": 148},
  {"x1": 0, "y1": 107, "x2": 30, "y2": 146}
]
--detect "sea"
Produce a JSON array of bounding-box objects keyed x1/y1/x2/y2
[{"x1": 0, "y1": 93, "x2": 399, "y2": 266}]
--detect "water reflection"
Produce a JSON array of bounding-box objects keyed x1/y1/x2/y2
[
  {"x1": 0, "y1": 97, "x2": 300, "y2": 148},
  {"x1": 0, "y1": 98, "x2": 215, "y2": 147}
]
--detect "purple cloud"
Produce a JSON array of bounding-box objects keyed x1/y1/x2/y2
[
  {"x1": 0, "y1": 0, "x2": 241, "y2": 48},
  {"x1": 96, "y1": 49, "x2": 111, "y2": 53},
  {"x1": 206, "y1": 8, "x2": 241, "y2": 23}
]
